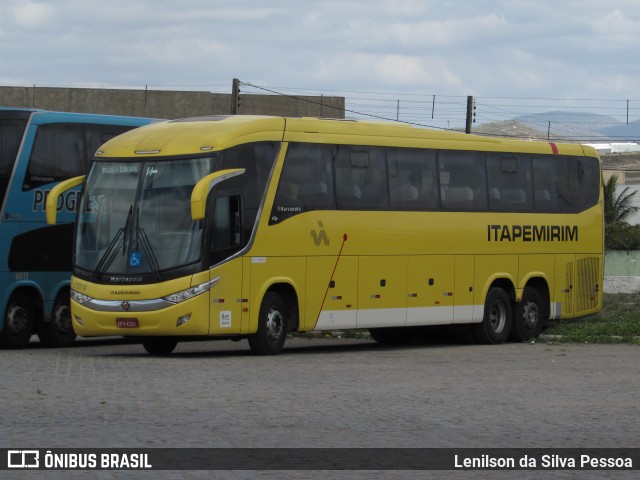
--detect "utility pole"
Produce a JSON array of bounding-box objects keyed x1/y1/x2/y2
[
  {"x1": 465, "y1": 96, "x2": 474, "y2": 134},
  {"x1": 230, "y1": 78, "x2": 240, "y2": 114}
]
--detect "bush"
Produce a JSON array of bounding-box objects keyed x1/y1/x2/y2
[{"x1": 605, "y1": 223, "x2": 640, "y2": 250}]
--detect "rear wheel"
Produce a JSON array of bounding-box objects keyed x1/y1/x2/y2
[
  {"x1": 1, "y1": 292, "x2": 34, "y2": 349},
  {"x1": 248, "y1": 292, "x2": 288, "y2": 355},
  {"x1": 142, "y1": 337, "x2": 178, "y2": 355},
  {"x1": 38, "y1": 294, "x2": 76, "y2": 347},
  {"x1": 510, "y1": 286, "x2": 544, "y2": 342},
  {"x1": 473, "y1": 287, "x2": 512, "y2": 344}
]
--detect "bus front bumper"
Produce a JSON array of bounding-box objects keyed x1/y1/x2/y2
[{"x1": 71, "y1": 293, "x2": 210, "y2": 337}]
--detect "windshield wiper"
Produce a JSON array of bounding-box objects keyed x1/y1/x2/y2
[
  {"x1": 134, "y1": 208, "x2": 161, "y2": 280},
  {"x1": 91, "y1": 205, "x2": 133, "y2": 280}
]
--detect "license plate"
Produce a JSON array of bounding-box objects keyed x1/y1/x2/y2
[{"x1": 116, "y1": 318, "x2": 139, "y2": 328}]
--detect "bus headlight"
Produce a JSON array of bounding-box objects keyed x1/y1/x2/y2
[
  {"x1": 71, "y1": 289, "x2": 93, "y2": 305},
  {"x1": 163, "y1": 278, "x2": 219, "y2": 304}
]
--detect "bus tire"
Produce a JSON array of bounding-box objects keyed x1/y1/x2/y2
[
  {"x1": 473, "y1": 287, "x2": 512, "y2": 344},
  {"x1": 142, "y1": 337, "x2": 178, "y2": 355},
  {"x1": 248, "y1": 292, "x2": 287, "y2": 355},
  {"x1": 1, "y1": 292, "x2": 34, "y2": 349},
  {"x1": 37, "y1": 294, "x2": 76, "y2": 347},
  {"x1": 510, "y1": 286, "x2": 544, "y2": 342}
]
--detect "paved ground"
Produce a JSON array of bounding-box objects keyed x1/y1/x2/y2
[{"x1": 1, "y1": 335, "x2": 638, "y2": 479}]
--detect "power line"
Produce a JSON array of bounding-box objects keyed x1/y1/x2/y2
[{"x1": 240, "y1": 81, "x2": 640, "y2": 141}]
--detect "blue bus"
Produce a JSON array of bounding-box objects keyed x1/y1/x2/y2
[{"x1": 0, "y1": 108, "x2": 154, "y2": 348}]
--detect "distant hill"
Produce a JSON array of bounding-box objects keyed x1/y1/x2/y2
[
  {"x1": 474, "y1": 114, "x2": 640, "y2": 142},
  {"x1": 599, "y1": 120, "x2": 640, "y2": 140},
  {"x1": 473, "y1": 120, "x2": 640, "y2": 171},
  {"x1": 473, "y1": 120, "x2": 564, "y2": 141},
  {"x1": 509, "y1": 111, "x2": 639, "y2": 141}
]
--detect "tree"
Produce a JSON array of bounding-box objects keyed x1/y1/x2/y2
[
  {"x1": 603, "y1": 174, "x2": 640, "y2": 250},
  {"x1": 603, "y1": 174, "x2": 639, "y2": 226}
]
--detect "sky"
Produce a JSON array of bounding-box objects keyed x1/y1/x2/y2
[{"x1": 1, "y1": 0, "x2": 640, "y2": 127}]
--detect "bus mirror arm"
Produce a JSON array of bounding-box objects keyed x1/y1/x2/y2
[
  {"x1": 45, "y1": 175, "x2": 86, "y2": 225},
  {"x1": 191, "y1": 168, "x2": 246, "y2": 220}
]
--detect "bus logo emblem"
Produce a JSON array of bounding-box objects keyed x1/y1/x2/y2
[
  {"x1": 310, "y1": 221, "x2": 330, "y2": 246},
  {"x1": 121, "y1": 301, "x2": 131, "y2": 311}
]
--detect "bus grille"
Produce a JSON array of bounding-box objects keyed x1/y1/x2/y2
[{"x1": 575, "y1": 256, "x2": 600, "y2": 313}]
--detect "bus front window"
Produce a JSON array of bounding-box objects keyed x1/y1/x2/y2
[
  {"x1": 137, "y1": 158, "x2": 211, "y2": 271},
  {"x1": 75, "y1": 162, "x2": 141, "y2": 274},
  {"x1": 75, "y1": 157, "x2": 213, "y2": 277}
]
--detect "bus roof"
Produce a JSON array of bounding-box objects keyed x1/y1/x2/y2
[
  {"x1": 0, "y1": 107, "x2": 39, "y2": 120},
  {"x1": 26, "y1": 110, "x2": 156, "y2": 126},
  {"x1": 0, "y1": 106, "x2": 155, "y2": 126},
  {"x1": 95, "y1": 115, "x2": 595, "y2": 159}
]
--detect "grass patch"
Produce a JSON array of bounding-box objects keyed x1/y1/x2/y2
[{"x1": 542, "y1": 293, "x2": 640, "y2": 344}]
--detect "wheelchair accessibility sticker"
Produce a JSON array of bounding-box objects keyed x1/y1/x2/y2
[{"x1": 129, "y1": 252, "x2": 142, "y2": 267}]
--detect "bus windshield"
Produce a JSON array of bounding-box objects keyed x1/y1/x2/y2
[{"x1": 76, "y1": 157, "x2": 214, "y2": 276}]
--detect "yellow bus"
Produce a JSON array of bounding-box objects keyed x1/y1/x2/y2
[{"x1": 47, "y1": 116, "x2": 603, "y2": 355}]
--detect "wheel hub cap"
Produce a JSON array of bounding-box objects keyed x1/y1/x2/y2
[
  {"x1": 7, "y1": 305, "x2": 29, "y2": 334},
  {"x1": 489, "y1": 302, "x2": 506, "y2": 333},
  {"x1": 266, "y1": 308, "x2": 284, "y2": 343},
  {"x1": 522, "y1": 302, "x2": 539, "y2": 330},
  {"x1": 53, "y1": 304, "x2": 73, "y2": 334}
]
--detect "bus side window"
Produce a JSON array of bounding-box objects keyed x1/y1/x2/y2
[
  {"x1": 270, "y1": 143, "x2": 335, "y2": 224},
  {"x1": 388, "y1": 148, "x2": 439, "y2": 211},
  {"x1": 210, "y1": 195, "x2": 242, "y2": 265},
  {"x1": 487, "y1": 155, "x2": 533, "y2": 212},
  {"x1": 335, "y1": 146, "x2": 389, "y2": 210},
  {"x1": 533, "y1": 156, "x2": 573, "y2": 212},
  {"x1": 25, "y1": 124, "x2": 84, "y2": 190},
  {"x1": 24, "y1": 123, "x2": 136, "y2": 191},
  {"x1": 569, "y1": 156, "x2": 599, "y2": 212},
  {"x1": 438, "y1": 151, "x2": 487, "y2": 211},
  {"x1": 0, "y1": 118, "x2": 27, "y2": 203}
]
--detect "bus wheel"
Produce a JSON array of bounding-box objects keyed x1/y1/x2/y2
[
  {"x1": 1, "y1": 292, "x2": 34, "y2": 349},
  {"x1": 38, "y1": 295, "x2": 76, "y2": 348},
  {"x1": 248, "y1": 292, "x2": 287, "y2": 355},
  {"x1": 142, "y1": 337, "x2": 178, "y2": 355},
  {"x1": 510, "y1": 287, "x2": 544, "y2": 342},
  {"x1": 473, "y1": 287, "x2": 512, "y2": 344}
]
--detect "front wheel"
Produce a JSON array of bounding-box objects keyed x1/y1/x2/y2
[
  {"x1": 1, "y1": 292, "x2": 34, "y2": 349},
  {"x1": 473, "y1": 287, "x2": 512, "y2": 344},
  {"x1": 510, "y1": 286, "x2": 544, "y2": 342},
  {"x1": 248, "y1": 292, "x2": 288, "y2": 355},
  {"x1": 38, "y1": 294, "x2": 76, "y2": 347},
  {"x1": 142, "y1": 337, "x2": 178, "y2": 355}
]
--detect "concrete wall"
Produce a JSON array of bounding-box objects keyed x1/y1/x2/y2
[
  {"x1": 0, "y1": 85, "x2": 345, "y2": 119},
  {"x1": 604, "y1": 250, "x2": 640, "y2": 293}
]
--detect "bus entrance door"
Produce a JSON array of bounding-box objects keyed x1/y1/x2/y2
[{"x1": 209, "y1": 257, "x2": 244, "y2": 334}]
